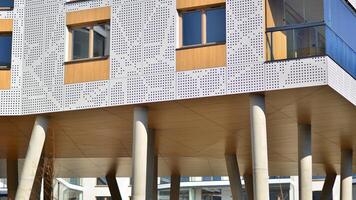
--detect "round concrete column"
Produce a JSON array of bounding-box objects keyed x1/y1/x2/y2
[
  {"x1": 132, "y1": 107, "x2": 148, "y2": 200},
  {"x1": 340, "y1": 149, "x2": 352, "y2": 200},
  {"x1": 15, "y1": 116, "x2": 48, "y2": 200},
  {"x1": 298, "y1": 124, "x2": 312, "y2": 200},
  {"x1": 249, "y1": 94, "x2": 270, "y2": 200}
]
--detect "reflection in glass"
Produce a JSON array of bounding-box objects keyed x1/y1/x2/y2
[
  {"x1": 206, "y1": 7, "x2": 226, "y2": 43},
  {"x1": 0, "y1": 34, "x2": 12, "y2": 68},
  {"x1": 266, "y1": 0, "x2": 323, "y2": 28},
  {"x1": 72, "y1": 27, "x2": 90, "y2": 60},
  {"x1": 266, "y1": 25, "x2": 325, "y2": 61},
  {"x1": 202, "y1": 188, "x2": 222, "y2": 200},
  {"x1": 0, "y1": 0, "x2": 14, "y2": 8},
  {"x1": 182, "y1": 10, "x2": 202, "y2": 46},
  {"x1": 93, "y1": 24, "x2": 110, "y2": 57}
]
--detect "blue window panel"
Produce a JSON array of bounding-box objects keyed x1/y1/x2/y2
[
  {"x1": 206, "y1": 7, "x2": 226, "y2": 43},
  {"x1": 0, "y1": 35, "x2": 12, "y2": 68},
  {"x1": 182, "y1": 10, "x2": 202, "y2": 46},
  {"x1": 325, "y1": 26, "x2": 356, "y2": 78},
  {"x1": 0, "y1": 0, "x2": 14, "y2": 7}
]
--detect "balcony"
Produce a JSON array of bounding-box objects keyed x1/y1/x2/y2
[
  {"x1": 266, "y1": 22, "x2": 356, "y2": 79},
  {"x1": 266, "y1": 23, "x2": 326, "y2": 61},
  {"x1": 266, "y1": 0, "x2": 356, "y2": 79}
]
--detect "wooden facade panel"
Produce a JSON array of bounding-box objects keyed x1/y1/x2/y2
[
  {"x1": 66, "y1": 6, "x2": 111, "y2": 27},
  {"x1": 0, "y1": 19, "x2": 13, "y2": 33},
  {"x1": 0, "y1": 70, "x2": 11, "y2": 90},
  {"x1": 177, "y1": 0, "x2": 225, "y2": 10},
  {"x1": 176, "y1": 44, "x2": 226, "y2": 71},
  {"x1": 64, "y1": 58, "x2": 109, "y2": 84}
]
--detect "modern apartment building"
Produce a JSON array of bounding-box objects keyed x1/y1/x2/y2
[{"x1": 0, "y1": 0, "x2": 355, "y2": 199}]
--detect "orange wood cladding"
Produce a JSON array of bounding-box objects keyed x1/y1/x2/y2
[
  {"x1": 176, "y1": 44, "x2": 226, "y2": 71},
  {"x1": 0, "y1": 70, "x2": 11, "y2": 90},
  {"x1": 66, "y1": 6, "x2": 111, "y2": 27},
  {"x1": 64, "y1": 58, "x2": 109, "y2": 84},
  {"x1": 0, "y1": 19, "x2": 13, "y2": 32},
  {"x1": 177, "y1": 0, "x2": 225, "y2": 10}
]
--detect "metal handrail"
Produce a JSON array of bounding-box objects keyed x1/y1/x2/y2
[{"x1": 266, "y1": 22, "x2": 325, "y2": 33}]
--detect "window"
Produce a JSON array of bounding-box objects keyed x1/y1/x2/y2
[
  {"x1": 96, "y1": 197, "x2": 112, "y2": 200},
  {"x1": 96, "y1": 177, "x2": 108, "y2": 186},
  {"x1": 202, "y1": 176, "x2": 221, "y2": 181},
  {"x1": 266, "y1": 25, "x2": 325, "y2": 61},
  {"x1": 206, "y1": 7, "x2": 226, "y2": 43},
  {"x1": 0, "y1": 34, "x2": 12, "y2": 69},
  {"x1": 180, "y1": 6, "x2": 225, "y2": 47},
  {"x1": 0, "y1": 0, "x2": 14, "y2": 9},
  {"x1": 69, "y1": 22, "x2": 110, "y2": 61},
  {"x1": 182, "y1": 10, "x2": 202, "y2": 46},
  {"x1": 201, "y1": 188, "x2": 222, "y2": 200},
  {"x1": 266, "y1": 0, "x2": 324, "y2": 28}
]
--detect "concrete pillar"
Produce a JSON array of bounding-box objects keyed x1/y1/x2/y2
[
  {"x1": 170, "y1": 174, "x2": 180, "y2": 200},
  {"x1": 7, "y1": 158, "x2": 18, "y2": 200},
  {"x1": 320, "y1": 172, "x2": 336, "y2": 200},
  {"x1": 298, "y1": 124, "x2": 312, "y2": 200},
  {"x1": 16, "y1": 116, "x2": 48, "y2": 200},
  {"x1": 225, "y1": 154, "x2": 243, "y2": 200},
  {"x1": 249, "y1": 94, "x2": 270, "y2": 200},
  {"x1": 132, "y1": 107, "x2": 149, "y2": 200},
  {"x1": 30, "y1": 156, "x2": 44, "y2": 200},
  {"x1": 340, "y1": 149, "x2": 352, "y2": 200},
  {"x1": 106, "y1": 172, "x2": 122, "y2": 200},
  {"x1": 146, "y1": 129, "x2": 157, "y2": 200},
  {"x1": 243, "y1": 174, "x2": 254, "y2": 200}
]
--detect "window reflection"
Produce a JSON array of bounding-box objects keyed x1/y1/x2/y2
[
  {"x1": 182, "y1": 10, "x2": 202, "y2": 46},
  {"x1": 0, "y1": 34, "x2": 12, "y2": 69},
  {"x1": 72, "y1": 27, "x2": 90, "y2": 60},
  {"x1": 93, "y1": 24, "x2": 110, "y2": 57},
  {"x1": 0, "y1": 0, "x2": 14, "y2": 8},
  {"x1": 266, "y1": 0, "x2": 324, "y2": 28},
  {"x1": 206, "y1": 7, "x2": 226, "y2": 43}
]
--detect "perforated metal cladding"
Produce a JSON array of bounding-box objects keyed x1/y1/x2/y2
[
  {"x1": 21, "y1": 0, "x2": 65, "y2": 114},
  {"x1": 65, "y1": 0, "x2": 110, "y2": 12},
  {"x1": 226, "y1": 0, "x2": 264, "y2": 67},
  {"x1": 177, "y1": 67, "x2": 226, "y2": 99},
  {"x1": 0, "y1": 0, "x2": 25, "y2": 115},
  {"x1": 0, "y1": 90, "x2": 21, "y2": 115},
  {"x1": 226, "y1": 0, "x2": 265, "y2": 94},
  {"x1": 327, "y1": 57, "x2": 356, "y2": 106},
  {"x1": 265, "y1": 57, "x2": 328, "y2": 90},
  {"x1": 64, "y1": 81, "x2": 109, "y2": 110},
  {"x1": 0, "y1": 0, "x2": 354, "y2": 116},
  {"x1": 21, "y1": 0, "x2": 176, "y2": 114},
  {"x1": 227, "y1": 64, "x2": 265, "y2": 94}
]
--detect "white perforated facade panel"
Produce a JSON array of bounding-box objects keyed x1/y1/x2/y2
[
  {"x1": 327, "y1": 57, "x2": 356, "y2": 106},
  {"x1": 0, "y1": 0, "x2": 353, "y2": 116}
]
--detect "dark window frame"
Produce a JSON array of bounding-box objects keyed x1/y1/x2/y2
[
  {"x1": 0, "y1": 33, "x2": 12, "y2": 69},
  {"x1": 68, "y1": 21, "x2": 110, "y2": 62},
  {"x1": 178, "y1": 5, "x2": 226, "y2": 49}
]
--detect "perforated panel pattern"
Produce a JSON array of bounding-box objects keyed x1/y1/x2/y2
[
  {"x1": 327, "y1": 57, "x2": 356, "y2": 106},
  {"x1": 177, "y1": 67, "x2": 226, "y2": 99},
  {"x1": 65, "y1": 0, "x2": 110, "y2": 12},
  {"x1": 265, "y1": 57, "x2": 328, "y2": 90},
  {"x1": 64, "y1": 81, "x2": 109, "y2": 110},
  {"x1": 0, "y1": 0, "x2": 354, "y2": 116},
  {"x1": 226, "y1": 0, "x2": 264, "y2": 67}
]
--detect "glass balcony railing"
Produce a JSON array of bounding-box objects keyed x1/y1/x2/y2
[
  {"x1": 266, "y1": 23, "x2": 326, "y2": 61},
  {"x1": 266, "y1": 22, "x2": 356, "y2": 79}
]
